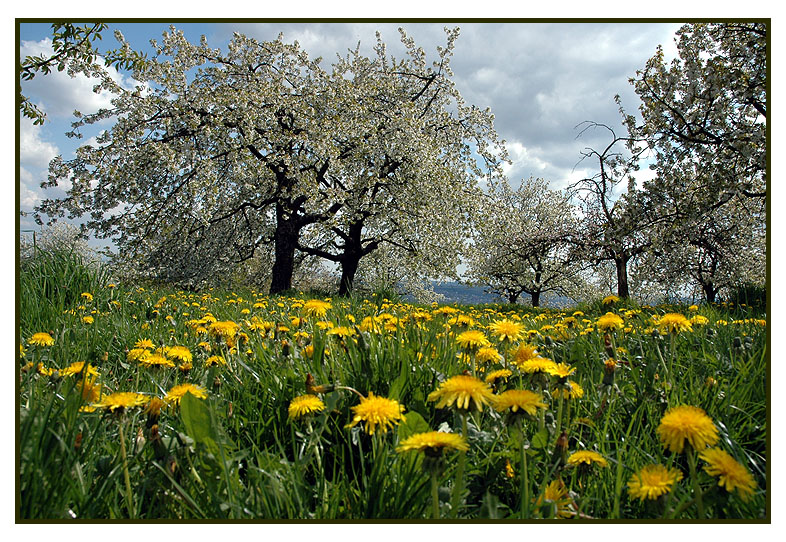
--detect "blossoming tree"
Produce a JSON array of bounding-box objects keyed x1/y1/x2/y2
[{"x1": 36, "y1": 26, "x2": 506, "y2": 293}]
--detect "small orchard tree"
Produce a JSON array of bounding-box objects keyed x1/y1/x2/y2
[
  {"x1": 35, "y1": 26, "x2": 506, "y2": 293},
  {"x1": 567, "y1": 122, "x2": 652, "y2": 299},
  {"x1": 466, "y1": 177, "x2": 586, "y2": 307}
]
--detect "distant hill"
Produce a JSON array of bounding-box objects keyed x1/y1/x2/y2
[{"x1": 404, "y1": 281, "x2": 575, "y2": 308}]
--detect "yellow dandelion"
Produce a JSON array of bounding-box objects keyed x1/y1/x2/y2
[
  {"x1": 209, "y1": 320, "x2": 240, "y2": 339},
  {"x1": 551, "y1": 362, "x2": 576, "y2": 379},
  {"x1": 165, "y1": 383, "x2": 208, "y2": 406},
  {"x1": 205, "y1": 355, "x2": 226, "y2": 367},
  {"x1": 60, "y1": 361, "x2": 99, "y2": 378},
  {"x1": 427, "y1": 374, "x2": 495, "y2": 413},
  {"x1": 288, "y1": 394, "x2": 326, "y2": 420},
  {"x1": 518, "y1": 357, "x2": 559, "y2": 375},
  {"x1": 345, "y1": 392, "x2": 406, "y2": 435},
  {"x1": 567, "y1": 450, "x2": 608, "y2": 468},
  {"x1": 327, "y1": 326, "x2": 356, "y2": 339},
  {"x1": 302, "y1": 299, "x2": 332, "y2": 318},
  {"x1": 602, "y1": 295, "x2": 620, "y2": 305},
  {"x1": 476, "y1": 346, "x2": 501, "y2": 365},
  {"x1": 534, "y1": 479, "x2": 574, "y2": 519},
  {"x1": 139, "y1": 353, "x2": 175, "y2": 368},
  {"x1": 699, "y1": 448, "x2": 757, "y2": 501},
  {"x1": 489, "y1": 319, "x2": 524, "y2": 343},
  {"x1": 81, "y1": 292, "x2": 94, "y2": 302},
  {"x1": 455, "y1": 329, "x2": 490, "y2": 352},
  {"x1": 657, "y1": 313, "x2": 692, "y2": 334},
  {"x1": 656, "y1": 405, "x2": 719, "y2": 453},
  {"x1": 485, "y1": 368, "x2": 513, "y2": 384},
  {"x1": 552, "y1": 380, "x2": 584, "y2": 400},
  {"x1": 627, "y1": 464, "x2": 684, "y2": 501},
  {"x1": 493, "y1": 389, "x2": 548, "y2": 416},
  {"x1": 92, "y1": 391, "x2": 149, "y2": 412},
  {"x1": 81, "y1": 316, "x2": 94, "y2": 325},
  {"x1": 134, "y1": 339, "x2": 155, "y2": 349},
  {"x1": 396, "y1": 431, "x2": 469, "y2": 456},
  {"x1": 596, "y1": 312, "x2": 624, "y2": 331},
  {"x1": 165, "y1": 345, "x2": 193, "y2": 363},
  {"x1": 511, "y1": 343, "x2": 540, "y2": 368},
  {"x1": 28, "y1": 332, "x2": 55, "y2": 347}
]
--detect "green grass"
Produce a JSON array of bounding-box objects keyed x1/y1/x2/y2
[{"x1": 17, "y1": 255, "x2": 767, "y2": 520}]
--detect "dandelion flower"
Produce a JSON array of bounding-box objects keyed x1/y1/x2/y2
[
  {"x1": 455, "y1": 330, "x2": 490, "y2": 352},
  {"x1": 396, "y1": 431, "x2": 469, "y2": 456},
  {"x1": 518, "y1": 357, "x2": 559, "y2": 375},
  {"x1": 288, "y1": 394, "x2": 326, "y2": 420},
  {"x1": 485, "y1": 368, "x2": 513, "y2": 384},
  {"x1": 699, "y1": 448, "x2": 757, "y2": 501},
  {"x1": 511, "y1": 344, "x2": 539, "y2": 367},
  {"x1": 60, "y1": 361, "x2": 99, "y2": 378},
  {"x1": 476, "y1": 346, "x2": 501, "y2": 365},
  {"x1": 602, "y1": 295, "x2": 620, "y2": 305},
  {"x1": 427, "y1": 374, "x2": 495, "y2": 413},
  {"x1": 552, "y1": 380, "x2": 584, "y2": 400},
  {"x1": 92, "y1": 391, "x2": 149, "y2": 412},
  {"x1": 302, "y1": 299, "x2": 332, "y2": 318},
  {"x1": 28, "y1": 332, "x2": 55, "y2": 347},
  {"x1": 567, "y1": 450, "x2": 608, "y2": 468},
  {"x1": 689, "y1": 315, "x2": 709, "y2": 326},
  {"x1": 82, "y1": 316, "x2": 94, "y2": 325},
  {"x1": 134, "y1": 339, "x2": 155, "y2": 349},
  {"x1": 165, "y1": 383, "x2": 208, "y2": 405},
  {"x1": 493, "y1": 389, "x2": 547, "y2": 416},
  {"x1": 205, "y1": 355, "x2": 226, "y2": 367},
  {"x1": 346, "y1": 392, "x2": 405, "y2": 435},
  {"x1": 657, "y1": 313, "x2": 693, "y2": 334},
  {"x1": 327, "y1": 326, "x2": 356, "y2": 339},
  {"x1": 139, "y1": 353, "x2": 175, "y2": 368},
  {"x1": 596, "y1": 312, "x2": 624, "y2": 331},
  {"x1": 165, "y1": 345, "x2": 193, "y2": 363},
  {"x1": 534, "y1": 479, "x2": 574, "y2": 518},
  {"x1": 209, "y1": 320, "x2": 240, "y2": 339},
  {"x1": 657, "y1": 405, "x2": 719, "y2": 453},
  {"x1": 627, "y1": 464, "x2": 684, "y2": 501},
  {"x1": 551, "y1": 362, "x2": 576, "y2": 379},
  {"x1": 489, "y1": 319, "x2": 524, "y2": 343}
]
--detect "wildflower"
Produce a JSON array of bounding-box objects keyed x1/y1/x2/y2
[
  {"x1": 165, "y1": 383, "x2": 208, "y2": 406},
  {"x1": 165, "y1": 345, "x2": 193, "y2": 363},
  {"x1": 209, "y1": 320, "x2": 240, "y2": 339},
  {"x1": 127, "y1": 348, "x2": 150, "y2": 362},
  {"x1": 518, "y1": 357, "x2": 559, "y2": 375},
  {"x1": 302, "y1": 299, "x2": 332, "y2": 318},
  {"x1": 489, "y1": 319, "x2": 524, "y2": 343},
  {"x1": 534, "y1": 479, "x2": 574, "y2": 519},
  {"x1": 602, "y1": 294, "x2": 620, "y2": 305},
  {"x1": 327, "y1": 326, "x2": 356, "y2": 340},
  {"x1": 699, "y1": 448, "x2": 757, "y2": 501},
  {"x1": 139, "y1": 353, "x2": 175, "y2": 368},
  {"x1": 657, "y1": 313, "x2": 692, "y2": 334},
  {"x1": 596, "y1": 312, "x2": 624, "y2": 331},
  {"x1": 288, "y1": 394, "x2": 326, "y2": 420},
  {"x1": 567, "y1": 450, "x2": 608, "y2": 468},
  {"x1": 428, "y1": 374, "x2": 495, "y2": 413},
  {"x1": 689, "y1": 315, "x2": 709, "y2": 326},
  {"x1": 476, "y1": 346, "x2": 501, "y2": 365},
  {"x1": 81, "y1": 292, "x2": 94, "y2": 302},
  {"x1": 656, "y1": 405, "x2": 719, "y2": 453},
  {"x1": 346, "y1": 392, "x2": 405, "y2": 435},
  {"x1": 60, "y1": 361, "x2": 99, "y2": 378},
  {"x1": 92, "y1": 392, "x2": 149, "y2": 413},
  {"x1": 134, "y1": 339, "x2": 155, "y2": 349},
  {"x1": 505, "y1": 458, "x2": 515, "y2": 478},
  {"x1": 551, "y1": 362, "x2": 576, "y2": 380},
  {"x1": 511, "y1": 343, "x2": 539, "y2": 366},
  {"x1": 28, "y1": 332, "x2": 55, "y2": 347},
  {"x1": 485, "y1": 368, "x2": 513, "y2": 384},
  {"x1": 627, "y1": 464, "x2": 684, "y2": 501},
  {"x1": 455, "y1": 330, "x2": 490, "y2": 352},
  {"x1": 144, "y1": 397, "x2": 168, "y2": 423},
  {"x1": 205, "y1": 355, "x2": 226, "y2": 367},
  {"x1": 493, "y1": 389, "x2": 547, "y2": 416},
  {"x1": 396, "y1": 431, "x2": 469, "y2": 456},
  {"x1": 688, "y1": 305, "x2": 699, "y2": 312},
  {"x1": 552, "y1": 380, "x2": 584, "y2": 400}
]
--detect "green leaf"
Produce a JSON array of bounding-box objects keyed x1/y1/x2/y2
[
  {"x1": 531, "y1": 428, "x2": 550, "y2": 449},
  {"x1": 398, "y1": 411, "x2": 430, "y2": 441},
  {"x1": 180, "y1": 392, "x2": 220, "y2": 458}
]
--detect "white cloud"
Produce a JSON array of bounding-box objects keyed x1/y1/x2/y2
[
  {"x1": 19, "y1": 38, "x2": 135, "y2": 120},
  {"x1": 19, "y1": 120, "x2": 59, "y2": 167}
]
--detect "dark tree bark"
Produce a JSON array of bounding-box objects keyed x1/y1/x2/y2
[
  {"x1": 269, "y1": 206, "x2": 301, "y2": 294},
  {"x1": 615, "y1": 255, "x2": 630, "y2": 299}
]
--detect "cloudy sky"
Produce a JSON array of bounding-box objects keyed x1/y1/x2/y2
[{"x1": 16, "y1": 19, "x2": 690, "y2": 237}]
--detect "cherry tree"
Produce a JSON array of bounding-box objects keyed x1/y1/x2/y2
[
  {"x1": 466, "y1": 177, "x2": 586, "y2": 306},
  {"x1": 36, "y1": 26, "x2": 506, "y2": 293}
]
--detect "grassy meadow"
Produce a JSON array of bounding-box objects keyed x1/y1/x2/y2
[{"x1": 17, "y1": 250, "x2": 767, "y2": 520}]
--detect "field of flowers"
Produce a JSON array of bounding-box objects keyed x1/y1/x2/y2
[{"x1": 18, "y1": 259, "x2": 767, "y2": 520}]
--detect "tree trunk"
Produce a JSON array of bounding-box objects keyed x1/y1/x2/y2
[
  {"x1": 338, "y1": 256, "x2": 360, "y2": 296},
  {"x1": 531, "y1": 290, "x2": 541, "y2": 307},
  {"x1": 615, "y1": 256, "x2": 630, "y2": 298},
  {"x1": 702, "y1": 280, "x2": 718, "y2": 304},
  {"x1": 507, "y1": 292, "x2": 519, "y2": 304},
  {"x1": 269, "y1": 206, "x2": 300, "y2": 295}
]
